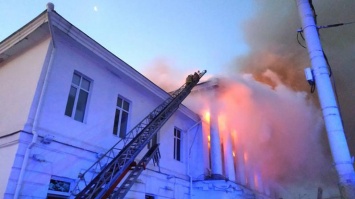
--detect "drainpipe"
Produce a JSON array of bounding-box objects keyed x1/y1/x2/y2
[
  {"x1": 296, "y1": 0, "x2": 355, "y2": 197},
  {"x1": 13, "y1": 4, "x2": 56, "y2": 198},
  {"x1": 13, "y1": 134, "x2": 38, "y2": 198},
  {"x1": 187, "y1": 120, "x2": 201, "y2": 199}
]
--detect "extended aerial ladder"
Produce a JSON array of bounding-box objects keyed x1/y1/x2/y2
[{"x1": 72, "y1": 70, "x2": 206, "y2": 199}]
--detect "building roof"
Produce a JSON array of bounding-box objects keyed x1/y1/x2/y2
[
  {"x1": 0, "y1": 10, "x2": 49, "y2": 63},
  {"x1": 0, "y1": 4, "x2": 200, "y2": 121},
  {"x1": 192, "y1": 78, "x2": 220, "y2": 93}
]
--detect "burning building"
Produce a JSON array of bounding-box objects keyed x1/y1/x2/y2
[
  {"x1": 1, "y1": 2, "x2": 348, "y2": 198},
  {"x1": 0, "y1": 4, "x2": 274, "y2": 199},
  {"x1": 186, "y1": 74, "x2": 339, "y2": 198}
]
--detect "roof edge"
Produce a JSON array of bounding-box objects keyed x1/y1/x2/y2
[
  {"x1": 47, "y1": 9, "x2": 202, "y2": 120},
  {"x1": 0, "y1": 6, "x2": 200, "y2": 121},
  {"x1": 48, "y1": 10, "x2": 172, "y2": 101},
  {"x1": 0, "y1": 11, "x2": 48, "y2": 56}
]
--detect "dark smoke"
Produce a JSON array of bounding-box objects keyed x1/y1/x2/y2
[
  {"x1": 233, "y1": 1, "x2": 309, "y2": 91},
  {"x1": 231, "y1": 0, "x2": 355, "y2": 197}
]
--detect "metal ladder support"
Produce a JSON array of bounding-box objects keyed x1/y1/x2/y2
[
  {"x1": 110, "y1": 144, "x2": 161, "y2": 199},
  {"x1": 73, "y1": 70, "x2": 206, "y2": 198}
]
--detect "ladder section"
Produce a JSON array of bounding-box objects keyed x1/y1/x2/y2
[
  {"x1": 110, "y1": 144, "x2": 160, "y2": 199},
  {"x1": 73, "y1": 70, "x2": 206, "y2": 199}
]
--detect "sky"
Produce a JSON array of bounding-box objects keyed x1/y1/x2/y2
[{"x1": 0, "y1": 1, "x2": 254, "y2": 76}]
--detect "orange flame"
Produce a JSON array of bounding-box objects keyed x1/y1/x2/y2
[
  {"x1": 231, "y1": 129, "x2": 238, "y2": 142},
  {"x1": 244, "y1": 152, "x2": 248, "y2": 163},
  {"x1": 204, "y1": 111, "x2": 210, "y2": 123},
  {"x1": 218, "y1": 115, "x2": 227, "y2": 131},
  {"x1": 254, "y1": 172, "x2": 259, "y2": 190},
  {"x1": 208, "y1": 135, "x2": 211, "y2": 149}
]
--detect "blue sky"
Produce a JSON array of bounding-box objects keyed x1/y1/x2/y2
[{"x1": 0, "y1": 1, "x2": 254, "y2": 76}]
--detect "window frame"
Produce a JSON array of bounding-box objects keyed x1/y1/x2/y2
[
  {"x1": 64, "y1": 71, "x2": 92, "y2": 123},
  {"x1": 145, "y1": 194, "x2": 155, "y2": 199},
  {"x1": 47, "y1": 176, "x2": 74, "y2": 198},
  {"x1": 173, "y1": 127, "x2": 182, "y2": 161},
  {"x1": 148, "y1": 131, "x2": 159, "y2": 149},
  {"x1": 112, "y1": 95, "x2": 131, "y2": 138}
]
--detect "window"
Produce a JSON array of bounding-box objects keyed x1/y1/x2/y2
[
  {"x1": 173, "y1": 128, "x2": 182, "y2": 161},
  {"x1": 47, "y1": 176, "x2": 74, "y2": 199},
  {"x1": 65, "y1": 72, "x2": 91, "y2": 122},
  {"x1": 112, "y1": 96, "x2": 130, "y2": 138},
  {"x1": 148, "y1": 132, "x2": 158, "y2": 149},
  {"x1": 145, "y1": 194, "x2": 155, "y2": 199}
]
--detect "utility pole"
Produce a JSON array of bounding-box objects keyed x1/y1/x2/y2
[{"x1": 296, "y1": 0, "x2": 355, "y2": 198}]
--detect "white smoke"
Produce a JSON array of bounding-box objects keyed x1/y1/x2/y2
[{"x1": 185, "y1": 71, "x2": 338, "y2": 196}]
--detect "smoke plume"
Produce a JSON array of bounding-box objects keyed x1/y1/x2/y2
[
  {"x1": 234, "y1": 0, "x2": 355, "y2": 156},
  {"x1": 228, "y1": 0, "x2": 355, "y2": 196},
  {"x1": 142, "y1": 58, "x2": 212, "y2": 92},
  {"x1": 182, "y1": 72, "x2": 337, "y2": 197},
  {"x1": 232, "y1": 1, "x2": 309, "y2": 91},
  {"x1": 141, "y1": 58, "x2": 185, "y2": 92}
]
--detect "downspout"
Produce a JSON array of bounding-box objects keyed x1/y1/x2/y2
[
  {"x1": 13, "y1": 4, "x2": 56, "y2": 198},
  {"x1": 187, "y1": 120, "x2": 201, "y2": 199}
]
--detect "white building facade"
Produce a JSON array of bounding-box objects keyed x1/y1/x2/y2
[{"x1": 0, "y1": 5, "x2": 273, "y2": 199}]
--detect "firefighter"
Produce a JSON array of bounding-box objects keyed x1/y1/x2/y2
[
  {"x1": 186, "y1": 74, "x2": 193, "y2": 84},
  {"x1": 193, "y1": 72, "x2": 199, "y2": 82}
]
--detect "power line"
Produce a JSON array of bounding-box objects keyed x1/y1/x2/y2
[
  {"x1": 297, "y1": 20, "x2": 355, "y2": 33},
  {"x1": 297, "y1": 32, "x2": 306, "y2": 48}
]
